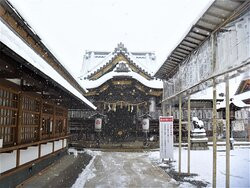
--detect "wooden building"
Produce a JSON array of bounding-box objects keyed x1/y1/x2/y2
[
  {"x1": 69, "y1": 43, "x2": 163, "y2": 143},
  {"x1": 0, "y1": 1, "x2": 95, "y2": 186}
]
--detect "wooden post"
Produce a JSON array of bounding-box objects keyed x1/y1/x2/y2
[
  {"x1": 38, "y1": 99, "x2": 43, "y2": 158},
  {"x1": 212, "y1": 78, "x2": 217, "y2": 188},
  {"x1": 211, "y1": 33, "x2": 217, "y2": 188},
  {"x1": 225, "y1": 75, "x2": 230, "y2": 188},
  {"x1": 187, "y1": 95, "x2": 191, "y2": 175},
  {"x1": 16, "y1": 90, "x2": 23, "y2": 167},
  {"x1": 162, "y1": 101, "x2": 166, "y2": 116},
  {"x1": 178, "y1": 95, "x2": 182, "y2": 175},
  {"x1": 53, "y1": 106, "x2": 56, "y2": 138}
]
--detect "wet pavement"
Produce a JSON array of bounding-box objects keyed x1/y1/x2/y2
[
  {"x1": 17, "y1": 150, "x2": 178, "y2": 188},
  {"x1": 17, "y1": 152, "x2": 92, "y2": 188},
  {"x1": 82, "y1": 152, "x2": 178, "y2": 188}
]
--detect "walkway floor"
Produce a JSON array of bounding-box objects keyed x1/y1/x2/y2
[
  {"x1": 17, "y1": 152, "x2": 92, "y2": 188},
  {"x1": 79, "y1": 152, "x2": 178, "y2": 187}
]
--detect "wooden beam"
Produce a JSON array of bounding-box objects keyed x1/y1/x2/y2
[{"x1": 0, "y1": 135, "x2": 69, "y2": 153}]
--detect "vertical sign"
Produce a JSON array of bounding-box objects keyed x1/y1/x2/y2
[{"x1": 160, "y1": 116, "x2": 174, "y2": 159}]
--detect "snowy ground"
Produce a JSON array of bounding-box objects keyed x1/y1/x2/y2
[
  {"x1": 71, "y1": 147, "x2": 249, "y2": 188},
  {"x1": 148, "y1": 146, "x2": 250, "y2": 188},
  {"x1": 72, "y1": 150, "x2": 177, "y2": 188}
]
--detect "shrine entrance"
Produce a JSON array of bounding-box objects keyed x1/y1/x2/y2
[{"x1": 105, "y1": 107, "x2": 137, "y2": 142}]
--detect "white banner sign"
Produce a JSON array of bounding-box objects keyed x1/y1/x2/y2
[{"x1": 160, "y1": 116, "x2": 173, "y2": 159}]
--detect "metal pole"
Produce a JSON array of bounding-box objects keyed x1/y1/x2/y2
[
  {"x1": 212, "y1": 78, "x2": 217, "y2": 188},
  {"x1": 187, "y1": 95, "x2": 191, "y2": 175},
  {"x1": 225, "y1": 75, "x2": 230, "y2": 188},
  {"x1": 178, "y1": 95, "x2": 182, "y2": 175}
]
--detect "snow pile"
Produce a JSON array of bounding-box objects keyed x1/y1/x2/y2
[
  {"x1": 71, "y1": 149, "x2": 102, "y2": 188},
  {"x1": 147, "y1": 146, "x2": 250, "y2": 187}
]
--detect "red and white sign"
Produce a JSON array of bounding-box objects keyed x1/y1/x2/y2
[{"x1": 159, "y1": 116, "x2": 173, "y2": 159}]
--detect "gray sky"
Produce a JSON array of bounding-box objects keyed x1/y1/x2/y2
[{"x1": 9, "y1": 0, "x2": 214, "y2": 76}]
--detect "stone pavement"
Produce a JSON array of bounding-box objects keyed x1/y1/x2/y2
[
  {"x1": 17, "y1": 152, "x2": 92, "y2": 188},
  {"x1": 83, "y1": 152, "x2": 178, "y2": 187}
]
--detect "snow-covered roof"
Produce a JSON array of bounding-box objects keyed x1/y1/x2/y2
[
  {"x1": 217, "y1": 92, "x2": 250, "y2": 109},
  {"x1": 80, "y1": 42, "x2": 157, "y2": 78},
  {"x1": 0, "y1": 20, "x2": 96, "y2": 110},
  {"x1": 190, "y1": 75, "x2": 250, "y2": 109},
  {"x1": 80, "y1": 66, "x2": 163, "y2": 89},
  {"x1": 191, "y1": 75, "x2": 244, "y2": 100}
]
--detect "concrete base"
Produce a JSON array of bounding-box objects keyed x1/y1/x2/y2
[
  {"x1": 0, "y1": 149, "x2": 66, "y2": 188},
  {"x1": 190, "y1": 141, "x2": 208, "y2": 150},
  {"x1": 190, "y1": 128, "x2": 208, "y2": 150}
]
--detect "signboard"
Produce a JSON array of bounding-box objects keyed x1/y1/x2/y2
[
  {"x1": 142, "y1": 118, "x2": 149, "y2": 132},
  {"x1": 159, "y1": 116, "x2": 173, "y2": 159},
  {"x1": 95, "y1": 118, "x2": 102, "y2": 132}
]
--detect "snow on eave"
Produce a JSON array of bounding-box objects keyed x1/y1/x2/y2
[
  {"x1": 0, "y1": 20, "x2": 96, "y2": 110},
  {"x1": 217, "y1": 91, "x2": 250, "y2": 109},
  {"x1": 154, "y1": 0, "x2": 215, "y2": 77},
  {"x1": 80, "y1": 70, "x2": 163, "y2": 90},
  {"x1": 4, "y1": 0, "x2": 88, "y2": 93}
]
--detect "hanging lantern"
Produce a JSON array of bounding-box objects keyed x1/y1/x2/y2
[
  {"x1": 142, "y1": 118, "x2": 149, "y2": 132},
  {"x1": 0, "y1": 138, "x2": 3, "y2": 148},
  {"x1": 95, "y1": 118, "x2": 102, "y2": 132}
]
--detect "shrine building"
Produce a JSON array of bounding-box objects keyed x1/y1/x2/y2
[{"x1": 69, "y1": 43, "x2": 163, "y2": 143}]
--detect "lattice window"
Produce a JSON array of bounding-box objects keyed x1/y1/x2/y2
[
  {"x1": 41, "y1": 116, "x2": 53, "y2": 139},
  {"x1": 43, "y1": 103, "x2": 53, "y2": 114},
  {"x1": 20, "y1": 95, "x2": 40, "y2": 143},
  {"x1": 0, "y1": 87, "x2": 18, "y2": 146},
  {"x1": 55, "y1": 107, "x2": 67, "y2": 136}
]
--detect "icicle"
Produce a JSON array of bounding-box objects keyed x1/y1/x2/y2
[
  {"x1": 131, "y1": 105, "x2": 133, "y2": 112},
  {"x1": 114, "y1": 103, "x2": 116, "y2": 112},
  {"x1": 108, "y1": 103, "x2": 111, "y2": 112},
  {"x1": 104, "y1": 102, "x2": 106, "y2": 110},
  {"x1": 128, "y1": 104, "x2": 130, "y2": 111},
  {"x1": 121, "y1": 101, "x2": 123, "y2": 109}
]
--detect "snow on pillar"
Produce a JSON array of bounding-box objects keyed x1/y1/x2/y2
[{"x1": 149, "y1": 97, "x2": 156, "y2": 112}]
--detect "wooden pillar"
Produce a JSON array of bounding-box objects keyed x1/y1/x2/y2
[
  {"x1": 187, "y1": 95, "x2": 191, "y2": 175},
  {"x1": 212, "y1": 78, "x2": 217, "y2": 188},
  {"x1": 162, "y1": 101, "x2": 166, "y2": 116},
  {"x1": 52, "y1": 105, "x2": 56, "y2": 152},
  {"x1": 16, "y1": 91, "x2": 23, "y2": 167},
  {"x1": 225, "y1": 75, "x2": 230, "y2": 188},
  {"x1": 38, "y1": 99, "x2": 43, "y2": 158},
  {"x1": 53, "y1": 105, "x2": 56, "y2": 138},
  {"x1": 211, "y1": 33, "x2": 217, "y2": 188},
  {"x1": 178, "y1": 95, "x2": 182, "y2": 175},
  {"x1": 169, "y1": 104, "x2": 172, "y2": 116}
]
